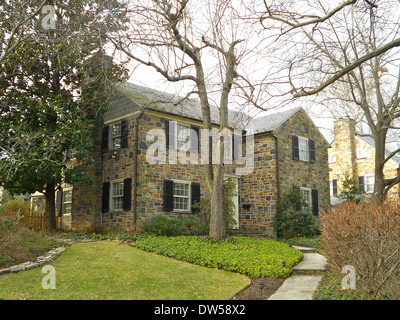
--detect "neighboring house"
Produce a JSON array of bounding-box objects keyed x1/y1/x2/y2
[
  {"x1": 328, "y1": 117, "x2": 400, "y2": 204},
  {"x1": 57, "y1": 82, "x2": 330, "y2": 237}
]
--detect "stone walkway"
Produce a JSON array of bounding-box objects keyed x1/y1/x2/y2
[{"x1": 268, "y1": 246, "x2": 327, "y2": 300}]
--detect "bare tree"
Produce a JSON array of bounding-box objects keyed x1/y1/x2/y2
[
  {"x1": 111, "y1": 0, "x2": 266, "y2": 240},
  {"x1": 257, "y1": 0, "x2": 400, "y2": 199}
]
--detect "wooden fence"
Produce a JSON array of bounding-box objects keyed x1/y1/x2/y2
[{"x1": 20, "y1": 211, "x2": 61, "y2": 231}]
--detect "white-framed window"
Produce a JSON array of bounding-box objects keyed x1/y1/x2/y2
[
  {"x1": 330, "y1": 179, "x2": 338, "y2": 197},
  {"x1": 173, "y1": 180, "x2": 191, "y2": 212},
  {"x1": 365, "y1": 174, "x2": 375, "y2": 193},
  {"x1": 298, "y1": 137, "x2": 309, "y2": 162},
  {"x1": 62, "y1": 189, "x2": 73, "y2": 215},
  {"x1": 329, "y1": 152, "x2": 339, "y2": 163},
  {"x1": 356, "y1": 148, "x2": 369, "y2": 159},
  {"x1": 176, "y1": 123, "x2": 191, "y2": 151},
  {"x1": 110, "y1": 122, "x2": 122, "y2": 149},
  {"x1": 110, "y1": 180, "x2": 124, "y2": 211},
  {"x1": 300, "y1": 187, "x2": 312, "y2": 209}
]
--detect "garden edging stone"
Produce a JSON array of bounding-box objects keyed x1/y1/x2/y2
[{"x1": 0, "y1": 247, "x2": 66, "y2": 276}]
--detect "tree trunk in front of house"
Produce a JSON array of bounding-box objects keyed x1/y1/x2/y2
[
  {"x1": 374, "y1": 130, "x2": 388, "y2": 201},
  {"x1": 208, "y1": 164, "x2": 226, "y2": 241},
  {"x1": 44, "y1": 183, "x2": 57, "y2": 230}
]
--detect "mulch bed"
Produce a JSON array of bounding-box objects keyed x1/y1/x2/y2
[{"x1": 231, "y1": 277, "x2": 285, "y2": 300}]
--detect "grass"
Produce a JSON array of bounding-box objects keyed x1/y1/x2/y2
[{"x1": 0, "y1": 241, "x2": 250, "y2": 300}]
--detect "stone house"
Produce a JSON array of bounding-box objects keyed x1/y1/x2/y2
[
  {"x1": 328, "y1": 117, "x2": 400, "y2": 204},
  {"x1": 56, "y1": 82, "x2": 330, "y2": 237}
]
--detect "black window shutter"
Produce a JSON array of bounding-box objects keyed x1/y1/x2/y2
[
  {"x1": 292, "y1": 135, "x2": 299, "y2": 160},
  {"x1": 123, "y1": 178, "x2": 132, "y2": 211},
  {"x1": 191, "y1": 183, "x2": 201, "y2": 213},
  {"x1": 190, "y1": 125, "x2": 200, "y2": 154},
  {"x1": 166, "y1": 121, "x2": 176, "y2": 150},
  {"x1": 163, "y1": 180, "x2": 174, "y2": 212},
  {"x1": 56, "y1": 190, "x2": 63, "y2": 216},
  {"x1": 312, "y1": 189, "x2": 319, "y2": 216},
  {"x1": 295, "y1": 186, "x2": 301, "y2": 211},
  {"x1": 102, "y1": 182, "x2": 110, "y2": 213},
  {"x1": 358, "y1": 176, "x2": 365, "y2": 193},
  {"x1": 309, "y1": 139, "x2": 316, "y2": 163},
  {"x1": 121, "y1": 119, "x2": 129, "y2": 148},
  {"x1": 102, "y1": 126, "x2": 109, "y2": 153},
  {"x1": 332, "y1": 179, "x2": 338, "y2": 196}
]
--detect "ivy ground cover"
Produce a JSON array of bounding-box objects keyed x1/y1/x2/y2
[{"x1": 134, "y1": 236, "x2": 303, "y2": 278}]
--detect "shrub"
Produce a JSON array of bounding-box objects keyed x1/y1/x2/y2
[
  {"x1": 275, "y1": 186, "x2": 319, "y2": 238},
  {"x1": 134, "y1": 235, "x2": 303, "y2": 278},
  {"x1": 320, "y1": 200, "x2": 400, "y2": 299},
  {"x1": 143, "y1": 215, "x2": 185, "y2": 236}
]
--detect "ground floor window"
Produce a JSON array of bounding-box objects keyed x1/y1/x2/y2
[
  {"x1": 62, "y1": 189, "x2": 73, "y2": 215},
  {"x1": 111, "y1": 180, "x2": 124, "y2": 211},
  {"x1": 173, "y1": 181, "x2": 191, "y2": 212}
]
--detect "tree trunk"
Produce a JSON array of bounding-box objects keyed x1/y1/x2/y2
[
  {"x1": 374, "y1": 131, "x2": 387, "y2": 201},
  {"x1": 208, "y1": 164, "x2": 226, "y2": 240},
  {"x1": 44, "y1": 183, "x2": 57, "y2": 230}
]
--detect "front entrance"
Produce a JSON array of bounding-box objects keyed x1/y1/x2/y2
[{"x1": 224, "y1": 175, "x2": 239, "y2": 229}]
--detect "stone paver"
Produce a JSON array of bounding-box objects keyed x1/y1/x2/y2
[
  {"x1": 268, "y1": 275, "x2": 323, "y2": 300},
  {"x1": 268, "y1": 246, "x2": 327, "y2": 300}
]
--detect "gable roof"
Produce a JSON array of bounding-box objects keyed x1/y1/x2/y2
[
  {"x1": 105, "y1": 82, "x2": 252, "y2": 128},
  {"x1": 105, "y1": 82, "x2": 319, "y2": 138},
  {"x1": 356, "y1": 133, "x2": 400, "y2": 164},
  {"x1": 245, "y1": 107, "x2": 302, "y2": 134}
]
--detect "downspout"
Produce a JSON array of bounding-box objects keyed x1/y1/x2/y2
[
  {"x1": 271, "y1": 132, "x2": 281, "y2": 203},
  {"x1": 133, "y1": 109, "x2": 145, "y2": 232}
]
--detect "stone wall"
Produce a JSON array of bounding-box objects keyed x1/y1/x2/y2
[{"x1": 275, "y1": 109, "x2": 330, "y2": 213}]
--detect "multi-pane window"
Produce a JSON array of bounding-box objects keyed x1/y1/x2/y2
[
  {"x1": 176, "y1": 123, "x2": 190, "y2": 151},
  {"x1": 63, "y1": 189, "x2": 73, "y2": 215},
  {"x1": 300, "y1": 187, "x2": 312, "y2": 209},
  {"x1": 365, "y1": 174, "x2": 375, "y2": 193},
  {"x1": 173, "y1": 181, "x2": 191, "y2": 211},
  {"x1": 298, "y1": 137, "x2": 309, "y2": 161},
  {"x1": 111, "y1": 181, "x2": 124, "y2": 211},
  {"x1": 110, "y1": 123, "x2": 122, "y2": 149},
  {"x1": 330, "y1": 179, "x2": 338, "y2": 196}
]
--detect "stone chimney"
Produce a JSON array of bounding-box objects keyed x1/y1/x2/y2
[{"x1": 332, "y1": 117, "x2": 358, "y2": 178}]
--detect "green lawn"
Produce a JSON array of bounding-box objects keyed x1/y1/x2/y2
[{"x1": 0, "y1": 241, "x2": 250, "y2": 300}]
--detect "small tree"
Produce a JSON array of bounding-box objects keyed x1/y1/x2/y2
[
  {"x1": 338, "y1": 172, "x2": 361, "y2": 203},
  {"x1": 275, "y1": 186, "x2": 318, "y2": 238}
]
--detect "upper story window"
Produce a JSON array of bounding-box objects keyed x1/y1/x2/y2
[
  {"x1": 298, "y1": 137, "x2": 309, "y2": 161},
  {"x1": 102, "y1": 119, "x2": 129, "y2": 153},
  {"x1": 110, "y1": 123, "x2": 122, "y2": 149},
  {"x1": 329, "y1": 152, "x2": 339, "y2": 163},
  {"x1": 292, "y1": 135, "x2": 316, "y2": 163},
  {"x1": 356, "y1": 148, "x2": 369, "y2": 159},
  {"x1": 176, "y1": 123, "x2": 191, "y2": 151}
]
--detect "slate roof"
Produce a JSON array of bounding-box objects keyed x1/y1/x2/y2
[
  {"x1": 356, "y1": 133, "x2": 400, "y2": 164},
  {"x1": 105, "y1": 82, "x2": 303, "y2": 135}
]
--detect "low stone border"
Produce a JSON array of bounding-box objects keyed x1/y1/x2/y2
[{"x1": 0, "y1": 247, "x2": 66, "y2": 276}]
